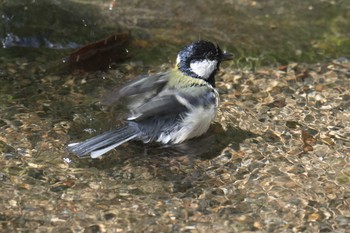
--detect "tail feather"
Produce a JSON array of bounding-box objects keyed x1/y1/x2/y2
[
  {"x1": 90, "y1": 134, "x2": 137, "y2": 158},
  {"x1": 67, "y1": 125, "x2": 140, "y2": 158}
]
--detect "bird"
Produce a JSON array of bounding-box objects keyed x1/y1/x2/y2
[{"x1": 67, "y1": 40, "x2": 233, "y2": 158}]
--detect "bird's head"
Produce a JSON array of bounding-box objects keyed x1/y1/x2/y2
[{"x1": 176, "y1": 40, "x2": 233, "y2": 87}]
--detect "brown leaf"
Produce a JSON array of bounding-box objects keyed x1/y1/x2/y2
[{"x1": 68, "y1": 32, "x2": 131, "y2": 71}]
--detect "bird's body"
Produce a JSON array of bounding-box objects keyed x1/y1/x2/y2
[{"x1": 68, "y1": 41, "x2": 232, "y2": 158}]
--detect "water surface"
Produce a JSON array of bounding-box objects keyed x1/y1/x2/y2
[{"x1": 0, "y1": 0, "x2": 349, "y2": 232}]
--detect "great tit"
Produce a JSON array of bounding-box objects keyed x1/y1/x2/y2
[{"x1": 68, "y1": 40, "x2": 232, "y2": 158}]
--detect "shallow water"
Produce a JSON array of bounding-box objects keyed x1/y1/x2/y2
[{"x1": 1, "y1": 0, "x2": 350, "y2": 232}]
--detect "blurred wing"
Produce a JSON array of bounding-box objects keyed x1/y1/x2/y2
[
  {"x1": 127, "y1": 92, "x2": 186, "y2": 121},
  {"x1": 102, "y1": 72, "x2": 171, "y2": 108},
  {"x1": 128, "y1": 86, "x2": 217, "y2": 121}
]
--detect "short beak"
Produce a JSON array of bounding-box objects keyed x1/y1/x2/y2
[{"x1": 221, "y1": 51, "x2": 234, "y2": 61}]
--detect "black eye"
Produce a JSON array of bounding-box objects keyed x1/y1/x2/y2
[{"x1": 206, "y1": 51, "x2": 215, "y2": 60}]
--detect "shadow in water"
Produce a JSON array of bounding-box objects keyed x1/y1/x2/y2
[
  {"x1": 68, "y1": 123, "x2": 258, "y2": 170},
  {"x1": 147, "y1": 122, "x2": 258, "y2": 160}
]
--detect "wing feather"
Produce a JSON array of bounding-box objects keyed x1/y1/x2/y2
[
  {"x1": 128, "y1": 86, "x2": 216, "y2": 121},
  {"x1": 102, "y1": 72, "x2": 170, "y2": 106}
]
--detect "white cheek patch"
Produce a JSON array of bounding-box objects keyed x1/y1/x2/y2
[
  {"x1": 176, "y1": 55, "x2": 181, "y2": 65},
  {"x1": 190, "y1": 59, "x2": 218, "y2": 79}
]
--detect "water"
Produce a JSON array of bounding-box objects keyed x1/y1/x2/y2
[{"x1": 0, "y1": 0, "x2": 349, "y2": 232}]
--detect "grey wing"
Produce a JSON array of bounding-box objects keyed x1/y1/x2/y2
[
  {"x1": 128, "y1": 86, "x2": 217, "y2": 121},
  {"x1": 102, "y1": 71, "x2": 171, "y2": 108},
  {"x1": 127, "y1": 91, "x2": 187, "y2": 121}
]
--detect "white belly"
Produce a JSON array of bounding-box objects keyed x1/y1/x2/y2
[{"x1": 157, "y1": 103, "x2": 217, "y2": 144}]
